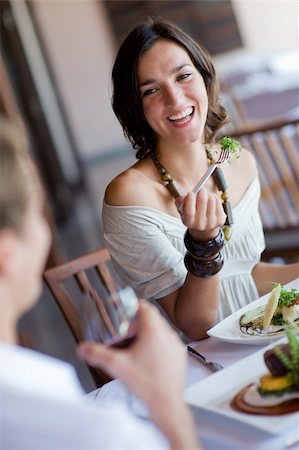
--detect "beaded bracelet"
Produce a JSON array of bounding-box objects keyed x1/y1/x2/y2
[
  {"x1": 184, "y1": 251, "x2": 224, "y2": 278},
  {"x1": 184, "y1": 228, "x2": 224, "y2": 258}
]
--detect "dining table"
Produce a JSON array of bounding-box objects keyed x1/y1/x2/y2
[{"x1": 89, "y1": 278, "x2": 299, "y2": 450}]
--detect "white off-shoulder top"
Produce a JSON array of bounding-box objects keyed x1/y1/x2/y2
[{"x1": 102, "y1": 176, "x2": 265, "y2": 321}]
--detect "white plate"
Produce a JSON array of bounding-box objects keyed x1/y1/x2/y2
[
  {"x1": 207, "y1": 278, "x2": 299, "y2": 345},
  {"x1": 185, "y1": 337, "x2": 299, "y2": 435}
]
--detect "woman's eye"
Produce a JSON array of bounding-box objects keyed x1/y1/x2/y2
[
  {"x1": 178, "y1": 72, "x2": 192, "y2": 81},
  {"x1": 142, "y1": 87, "x2": 158, "y2": 97}
]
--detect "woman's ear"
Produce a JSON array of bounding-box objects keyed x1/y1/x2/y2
[{"x1": 0, "y1": 230, "x2": 19, "y2": 276}]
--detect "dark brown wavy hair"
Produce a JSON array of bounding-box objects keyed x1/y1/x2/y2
[{"x1": 112, "y1": 16, "x2": 229, "y2": 159}]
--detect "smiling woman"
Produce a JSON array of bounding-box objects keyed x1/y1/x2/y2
[{"x1": 102, "y1": 17, "x2": 299, "y2": 341}]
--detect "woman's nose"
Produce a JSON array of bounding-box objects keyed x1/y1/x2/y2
[{"x1": 163, "y1": 83, "x2": 183, "y2": 106}]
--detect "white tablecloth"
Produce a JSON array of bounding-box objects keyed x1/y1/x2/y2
[{"x1": 88, "y1": 336, "x2": 299, "y2": 450}]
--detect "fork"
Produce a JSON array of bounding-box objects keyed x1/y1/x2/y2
[
  {"x1": 187, "y1": 345, "x2": 224, "y2": 372},
  {"x1": 192, "y1": 146, "x2": 230, "y2": 195}
]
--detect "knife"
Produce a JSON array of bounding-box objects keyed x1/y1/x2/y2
[{"x1": 187, "y1": 345, "x2": 223, "y2": 372}]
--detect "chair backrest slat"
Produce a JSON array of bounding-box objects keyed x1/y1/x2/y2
[
  {"x1": 96, "y1": 263, "x2": 117, "y2": 295},
  {"x1": 44, "y1": 246, "x2": 115, "y2": 387},
  {"x1": 281, "y1": 131, "x2": 299, "y2": 175},
  {"x1": 250, "y1": 135, "x2": 286, "y2": 227},
  {"x1": 265, "y1": 132, "x2": 298, "y2": 211},
  {"x1": 232, "y1": 118, "x2": 299, "y2": 260},
  {"x1": 75, "y1": 270, "x2": 93, "y2": 293}
]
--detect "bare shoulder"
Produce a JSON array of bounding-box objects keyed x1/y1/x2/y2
[
  {"x1": 213, "y1": 143, "x2": 258, "y2": 179},
  {"x1": 219, "y1": 145, "x2": 259, "y2": 206},
  {"x1": 234, "y1": 147, "x2": 258, "y2": 177},
  {"x1": 226, "y1": 147, "x2": 258, "y2": 191},
  {"x1": 105, "y1": 168, "x2": 143, "y2": 206},
  {"x1": 213, "y1": 143, "x2": 257, "y2": 178},
  {"x1": 104, "y1": 160, "x2": 158, "y2": 207}
]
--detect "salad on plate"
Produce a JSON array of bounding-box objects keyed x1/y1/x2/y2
[{"x1": 239, "y1": 284, "x2": 299, "y2": 337}]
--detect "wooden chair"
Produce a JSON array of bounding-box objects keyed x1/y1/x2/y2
[
  {"x1": 231, "y1": 118, "x2": 299, "y2": 261},
  {"x1": 44, "y1": 247, "x2": 118, "y2": 387}
]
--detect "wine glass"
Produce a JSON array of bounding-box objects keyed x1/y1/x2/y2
[
  {"x1": 80, "y1": 285, "x2": 149, "y2": 418},
  {"x1": 81, "y1": 285, "x2": 139, "y2": 348}
]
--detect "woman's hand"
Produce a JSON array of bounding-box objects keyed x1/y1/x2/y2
[{"x1": 175, "y1": 187, "x2": 226, "y2": 240}]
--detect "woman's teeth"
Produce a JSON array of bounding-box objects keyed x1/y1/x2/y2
[{"x1": 168, "y1": 107, "x2": 194, "y2": 122}]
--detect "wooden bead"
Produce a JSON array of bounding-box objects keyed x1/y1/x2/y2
[
  {"x1": 213, "y1": 167, "x2": 228, "y2": 191},
  {"x1": 223, "y1": 201, "x2": 233, "y2": 225},
  {"x1": 167, "y1": 180, "x2": 183, "y2": 198},
  {"x1": 223, "y1": 225, "x2": 232, "y2": 241},
  {"x1": 162, "y1": 172, "x2": 172, "y2": 182}
]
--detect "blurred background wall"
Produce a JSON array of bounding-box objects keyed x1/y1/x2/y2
[{"x1": 17, "y1": 0, "x2": 299, "y2": 162}]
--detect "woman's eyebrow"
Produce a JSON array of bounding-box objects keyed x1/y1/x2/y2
[{"x1": 138, "y1": 63, "x2": 193, "y2": 88}]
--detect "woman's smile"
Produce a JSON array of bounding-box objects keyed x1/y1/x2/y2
[{"x1": 167, "y1": 106, "x2": 195, "y2": 127}]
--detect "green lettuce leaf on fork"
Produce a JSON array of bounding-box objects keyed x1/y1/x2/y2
[{"x1": 220, "y1": 136, "x2": 242, "y2": 159}]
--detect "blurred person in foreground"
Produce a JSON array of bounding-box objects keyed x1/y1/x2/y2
[{"x1": 0, "y1": 118, "x2": 201, "y2": 450}]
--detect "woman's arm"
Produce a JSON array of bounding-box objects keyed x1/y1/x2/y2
[
  {"x1": 78, "y1": 301, "x2": 201, "y2": 450},
  {"x1": 157, "y1": 272, "x2": 220, "y2": 341},
  {"x1": 157, "y1": 188, "x2": 225, "y2": 340},
  {"x1": 252, "y1": 261, "x2": 299, "y2": 296}
]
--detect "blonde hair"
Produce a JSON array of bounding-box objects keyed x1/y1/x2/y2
[{"x1": 0, "y1": 117, "x2": 39, "y2": 233}]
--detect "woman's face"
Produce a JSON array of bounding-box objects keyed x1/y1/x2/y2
[
  {"x1": 137, "y1": 39, "x2": 208, "y2": 148},
  {"x1": 13, "y1": 192, "x2": 51, "y2": 315}
]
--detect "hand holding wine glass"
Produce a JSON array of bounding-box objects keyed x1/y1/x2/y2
[{"x1": 78, "y1": 297, "x2": 201, "y2": 449}]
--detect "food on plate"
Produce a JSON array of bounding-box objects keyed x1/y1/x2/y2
[
  {"x1": 262, "y1": 283, "x2": 282, "y2": 329},
  {"x1": 239, "y1": 284, "x2": 299, "y2": 337},
  {"x1": 231, "y1": 325, "x2": 299, "y2": 415}
]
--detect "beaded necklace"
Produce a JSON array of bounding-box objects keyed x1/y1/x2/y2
[{"x1": 151, "y1": 150, "x2": 233, "y2": 240}]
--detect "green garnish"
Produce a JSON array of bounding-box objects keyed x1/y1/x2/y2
[
  {"x1": 278, "y1": 287, "x2": 299, "y2": 307},
  {"x1": 271, "y1": 313, "x2": 284, "y2": 326},
  {"x1": 220, "y1": 136, "x2": 242, "y2": 159},
  {"x1": 274, "y1": 325, "x2": 299, "y2": 387}
]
